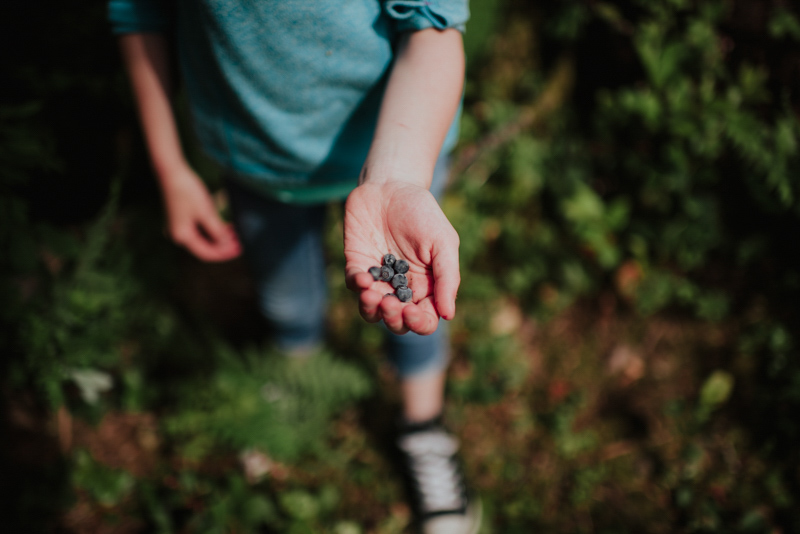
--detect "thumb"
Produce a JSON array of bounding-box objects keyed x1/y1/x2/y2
[{"x1": 431, "y1": 238, "x2": 460, "y2": 320}]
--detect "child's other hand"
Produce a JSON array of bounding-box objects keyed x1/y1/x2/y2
[
  {"x1": 343, "y1": 182, "x2": 460, "y2": 335},
  {"x1": 160, "y1": 166, "x2": 242, "y2": 262}
]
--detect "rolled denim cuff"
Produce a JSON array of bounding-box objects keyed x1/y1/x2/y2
[{"x1": 384, "y1": 322, "x2": 450, "y2": 378}]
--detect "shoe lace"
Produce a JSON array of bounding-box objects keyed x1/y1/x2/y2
[{"x1": 399, "y1": 429, "x2": 465, "y2": 514}]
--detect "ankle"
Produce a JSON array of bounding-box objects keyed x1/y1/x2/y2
[{"x1": 397, "y1": 412, "x2": 444, "y2": 434}]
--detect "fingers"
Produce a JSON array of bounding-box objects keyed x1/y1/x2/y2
[
  {"x1": 403, "y1": 296, "x2": 440, "y2": 335},
  {"x1": 358, "y1": 287, "x2": 384, "y2": 323},
  {"x1": 431, "y1": 238, "x2": 460, "y2": 320},
  {"x1": 200, "y1": 213, "x2": 242, "y2": 260},
  {"x1": 347, "y1": 269, "x2": 376, "y2": 292},
  {"x1": 351, "y1": 269, "x2": 402, "y2": 328},
  {"x1": 206, "y1": 217, "x2": 241, "y2": 250},
  {"x1": 376, "y1": 295, "x2": 441, "y2": 336},
  {"x1": 350, "y1": 271, "x2": 387, "y2": 324},
  {"x1": 172, "y1": 221, "x2": 241, "y2": 262},
  {"x1": 380, "y1": 295, "x2": 410, "y2": 335},
  {"x1": 348, "y1": 264, "x2": 443, "y2": 335}
]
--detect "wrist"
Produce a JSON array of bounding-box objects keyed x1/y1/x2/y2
[
  {"x1": 153, "y1": 157, "x2": 194, "y2": 187},
  {"x1": 359, "y1": 151, "x2": 435, "y2": 189}
]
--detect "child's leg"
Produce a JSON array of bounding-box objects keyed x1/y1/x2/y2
[
  {"x1": 387, "y1": 324, "x2": 449, "y2": 421},
  {"x1": 390, "y1": 329, "x2": 482, "y2": 533},
  {"x1": 400, "y1": 365, "x2": 447, "y2": 422},
  {"x1": 226, "y1": 180, "x2": 328, "y2": 354}
]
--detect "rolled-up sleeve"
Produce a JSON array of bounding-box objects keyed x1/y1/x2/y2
[
  {"x1": 108, "y1": 0, "x2": 172, "y2": 34},
  {"x1": 384, "y1": 0, "x2": 470, "y2": 33}
]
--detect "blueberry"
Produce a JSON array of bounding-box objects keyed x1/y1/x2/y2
[
  {"x1": 391, "y1": 273, "x2": 407, "y2": 289},
  {"x1": 394, "y1": 259, "x2": 409, "y2": 274},
  {"x1": 384, "y1": 293, "x2": 398, "y2": 298},
  {"x1": 396, "y1": 286, "x2": 413, "y2": 302},
  {"x1": 380, "y1": 265, "x2": 394, "y2": 281},
  {"x1": 368, "y1": 266, "x2": 381, "y2": 281},
  {"x1": 383, "y1": 254, "x2": 396, "y2": 266}
]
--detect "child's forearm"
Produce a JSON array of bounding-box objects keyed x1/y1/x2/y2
[
  {"x1": 119, "y1": 33, "x2": 241, "y2": 262},
  {"x1": 360, "y1": 28, "x2": 465, "y2": 189},
  {"x1": 119, "y1": 33, "x2": 190, "y2": 184}
]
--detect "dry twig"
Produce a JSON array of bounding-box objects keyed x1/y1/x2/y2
[{"x1": 450, "y1": 53, "x2": 576, "y2": 181}]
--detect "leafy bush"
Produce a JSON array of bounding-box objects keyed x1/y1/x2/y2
[
  {"x1": 448, "y1": 0, "x2": 800, "y2": 531},
  {"x1": 5, "y1": 0, "x2": 800, "y2": 532},
  {"x1": 164, "y1": 346, "x2": 372, "y2": 462}
]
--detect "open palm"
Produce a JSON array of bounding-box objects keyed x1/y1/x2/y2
[{"x1": 344, "y1": 182, "x2": 460, "y2": 335}]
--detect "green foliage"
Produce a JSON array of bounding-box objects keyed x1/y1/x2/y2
[
  {"x1": 458, "y1": 0, "x2": 800, "y2": 323},
  {"x1": 164, "y1": 346, "x2": 372, "y2": 462},
  {"x1": 769, "y1": 8, "x2": 800, "y2": 41},
  {"x1": 696, "y1": 370, "x2": 734, "y2": 423},
  {"x1": 5, "y1": 181, "x2": 183, "y2": 411},
  {"x1": 448, "y1": 0, "x2": 800, "y2": 531},
  {"x1": 179, "y1": 475, "x2": 281, "y2": 533},
  {"x1": 71, "y1": 449, "x2": 135, "y2": 507},
  {"x1": 449, "y1": 332, "x2": 529, "y2": 404}
]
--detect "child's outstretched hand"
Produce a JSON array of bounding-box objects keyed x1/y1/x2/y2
[
  {"x1": 161, "y1": 166, "x2": 242, "y2": 262},
  {"x1": 344, "y1": 181, "x2": 460, "y2": 335}
]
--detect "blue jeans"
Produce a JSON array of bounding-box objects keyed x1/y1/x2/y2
[{"x1": 226, "y1": 156, "x2": 451, "y2": 378}]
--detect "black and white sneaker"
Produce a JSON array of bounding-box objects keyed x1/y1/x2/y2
[{"x1": 395, "y1": 416, "x2": 482, "y2": 534}]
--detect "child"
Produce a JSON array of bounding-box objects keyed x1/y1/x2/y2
[{"x1": 109, "y1": 1, "x2": 478, "y2": 532}]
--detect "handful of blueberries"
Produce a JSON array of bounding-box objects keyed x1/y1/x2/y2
[{"x1": 368, "y1": 254, "x2": 413, "y2": 302}]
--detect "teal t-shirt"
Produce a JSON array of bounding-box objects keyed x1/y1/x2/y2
[{"x1": 109, "y1": 0, "x2": 469, "y2": 203}]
